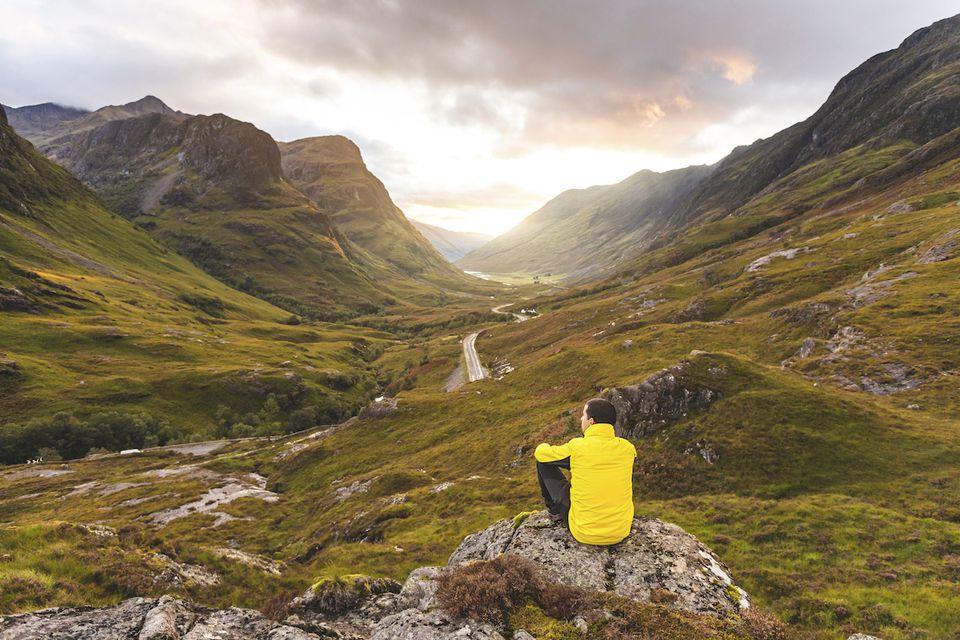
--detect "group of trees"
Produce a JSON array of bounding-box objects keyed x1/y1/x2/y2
[
  {"x1": 213, "y1": 392, "x2": 357, "y2": 439},
  {"x1": 0, "y1": 411, "x2": 179, "y2": 464}
]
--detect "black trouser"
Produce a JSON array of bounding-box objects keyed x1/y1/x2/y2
[{"x1": 537, "y1": 457, "x2": 571, "y2": 527}]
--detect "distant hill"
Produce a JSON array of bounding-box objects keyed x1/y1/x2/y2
[
  {"x1": 458, "y1": 165, "x2": 712, "y2": 280},
  {"x1": 2, "y1": 101, "x2": 89, "y2": 139},
  {"x1": 3, "y1": 95, "x2": 186, "y2": 146},
  {"x1": 409, "y1": 219, "x2": 492, "y2": 262}
]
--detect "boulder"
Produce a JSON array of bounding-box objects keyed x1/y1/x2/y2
[
  {"x1": 448, "y1": 511, "x2": 748, "y2": 617},
  {"x1": 604, "y1": 359, "x2": 720, "y2": 438}
]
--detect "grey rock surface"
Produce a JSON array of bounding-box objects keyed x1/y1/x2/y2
[
  {"x1": 0, "y1": 597, "x2": 318, "y2": 640},
  {"x1": 917, "y1": 228, "x2": 959, "y2": 263},
  {"x1": 446, "y1": 516, "x2": 516, "y2": 566},
  {"x1": 397, "y1": 566, "x2": 444, "y2": 611},
  {"x1": 448, "y1": 511, "x2": 749, "y2": 617},
  {"x1": 370, "y1": 609, "x2": 505, "y2": 640},
  {"x1": 604, "y1": 359, "x2": 720, "y2": 438}
]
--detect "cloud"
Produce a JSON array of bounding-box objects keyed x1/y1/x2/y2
[
  {"x1": 255, "y1": 0, "x2": 958, "y2": 154},
  {"x1": 1, "y1": 0, "x2": 958, "y2": 233}
]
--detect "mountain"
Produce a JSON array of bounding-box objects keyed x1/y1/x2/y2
[
  {"x1": 279, "y1": 136, "x2": 478, "y2": 288},
  {"x1": 2, "y1": 95, "x2": 185, "y2": 146},
  {"x1": 7, "y1": 100, "x2": 414, "y2": 317},
  {"x1": 0, "y1": 103, "x2": 383, "y2": 438},
  {"x1": 462, "y1": 14, "x2": 960, "y2": 282},
  {"x1": 1, "y1": 101, "x2": 89, "y2": 139},
  {"x1": 663, "y1": 12, "x2": 960, "y2": 231},
  {"x1": 11, "y1": 99, "x2": 493, "y2": 316},
  {"x1": 458, "y1": 165, "x2": 712, "y2": 279},
  {"x1": 410, "y1": 219, "x2": 492, "y2": 262}
]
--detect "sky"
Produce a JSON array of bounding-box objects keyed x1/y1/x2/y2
[{"x1": 1, "y1": 1, "x2": 957, "y2": 236}]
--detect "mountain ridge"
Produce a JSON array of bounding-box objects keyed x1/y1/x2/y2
[
  {"x1": 462, "y1": 12, "x2": 960, "y2": 281},
  {"x1": 458, "y1": 164, "x2": 713, "y2": 279},
  {"x1": 9, "y1": 100, "x2": 489, "y2": 315}
]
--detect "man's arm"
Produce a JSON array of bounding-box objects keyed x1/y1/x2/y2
[{"x1": 534, "y1": 438, "x2": 577, "y2": 462}]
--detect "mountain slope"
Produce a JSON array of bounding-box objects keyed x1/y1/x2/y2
[
  {"x1": 410, "y1": 219, "x2": 492, "y2": 262},
  {"x1": 11, "y1": 100, "x2": 496, "y2": 315},
  {"x1": 668, "y1": 12, "x2": 960, "y2": 230},
  {"x1": 279, "y1": 136, "x2": 478, "y2": 288},
  {"x1": 8, "y1": 102, "x2": 401, "y2": 317},
  {"x1": 0, "y1": 104, "x2": 384, "y2": 437},
  {"x1": 458, "y1": 165, "x2": 712, "y2": 279},
  {"x1": 463, "y1": 13, "x2": 960, "y2": 282}
]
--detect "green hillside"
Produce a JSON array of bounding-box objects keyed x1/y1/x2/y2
[
  {"x1": 1, "y1": 13, "x2": 960, "y2": 640},
  {"x1": 458, "y1": 165, "x2": 712, "y2": 280},
  {"x1": 280, "y1": 136, "x2": 483, "y2": 292},
  {"x1": 0, "y1": 105, "x2": 392, "y2": 448}
]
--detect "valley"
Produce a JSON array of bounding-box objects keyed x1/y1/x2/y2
[{"x1": 2, "y1": 10, "x2": 960, "y2": 640}]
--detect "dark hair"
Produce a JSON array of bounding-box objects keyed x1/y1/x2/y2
[{"x1": 584, "y1": 398, "x2": 617, "y2": 425}]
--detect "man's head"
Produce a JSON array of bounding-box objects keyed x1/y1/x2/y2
[{"x1": 580, "y1": 398, "x2": 617, "y2": 433}]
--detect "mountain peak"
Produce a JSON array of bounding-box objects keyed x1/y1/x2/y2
[
  {"x1": 281, "y1": 134, "x2": 364, "y2": 165},
  {"x1": 114, "y1": 95, "x2": 177, "y2": 116}
]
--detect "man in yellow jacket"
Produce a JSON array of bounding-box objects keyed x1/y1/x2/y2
[{"x1": 535, "y1": 398, "x2": 637, "y2": 545}]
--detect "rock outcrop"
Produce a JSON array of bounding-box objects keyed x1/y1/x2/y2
[
  {"x1": 0, "y1": 511, "x2": 748, "y2": 639},
  {"x1": 448, "y1": 511, "x2": 748, "y2": 616},
  {"x1": 604, "y1": 358, "x2": 721, "y2": 438},
  {"x1": 0, "y1": 595, "x2": 319, "y2": 640}
]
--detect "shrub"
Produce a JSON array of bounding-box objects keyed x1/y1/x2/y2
[
  {"x1": 736, "y1": 608, "x2": 792, "y2": 640},
  {"x1": 436, "y1": 555, "x2": 541, "y2": 625},
  {"x1": 435, "y1": 555, "x2": 589, "y2": 626},
  {"x1": 261, "y1": 588, "x2": 300, "y2": 621},
  {"x1": 0, "y1": 576, "x2": 53, "y2": 613},
  {"x1": 537, "y1": 582, "x2": 590, "y2": 621}
]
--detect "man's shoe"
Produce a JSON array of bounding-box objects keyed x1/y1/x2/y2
[{"x1": 548, "y1": 512, "x2": 564, "y2": 524}]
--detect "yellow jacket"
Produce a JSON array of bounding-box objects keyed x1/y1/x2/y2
[{"x1": 535, "y1": 423, "x2": 637, "y2": 545}]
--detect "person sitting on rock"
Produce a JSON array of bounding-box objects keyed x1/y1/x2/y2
[{"x1": 535, "y1": 398, "x2": 637, "y2": 545}]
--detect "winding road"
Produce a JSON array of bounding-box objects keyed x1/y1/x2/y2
[
  {"x1": 459, "y1": 304, "x2": 532, "y2": 385},
  {"x1": 462, "y1": 331, "x2": 489, "y2": 382}
]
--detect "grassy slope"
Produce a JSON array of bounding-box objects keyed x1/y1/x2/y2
[
  {"x1": 279, "y1": 136, "x2": 493, "y2": 300},
  {"x1": 0, "y1": 113, "x2": 392, "y2": 435},
  {"x1": 3, "y1": 126, "x2": 959, "y2": 638},
  {"x1": 458, "y1": 165, "x2": 712, "y2": 281}
]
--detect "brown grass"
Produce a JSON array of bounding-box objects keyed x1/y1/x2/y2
[{"x1": 435, "y1": 555, "x2": 588, "y2": 625}]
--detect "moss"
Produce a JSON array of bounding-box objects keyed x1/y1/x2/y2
[
  {"x1": 509, "y1": 603, "x2": 582, "y2": 640},
  {"x1": 513, "y1": 511, "x2": 538, "y2": 529}
]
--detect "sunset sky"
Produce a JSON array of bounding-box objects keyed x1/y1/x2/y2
[{"x1": 2, "y1": 1, "x2": 957, "y2": 236}]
